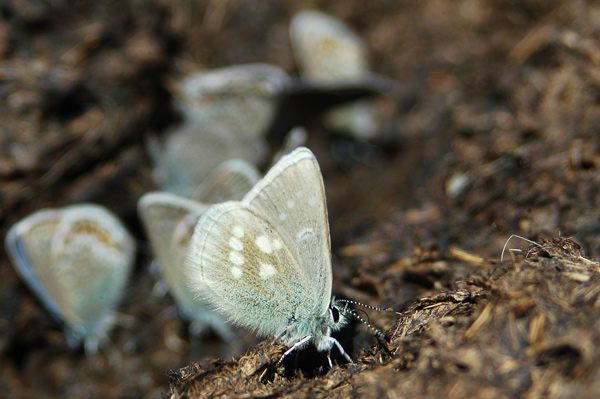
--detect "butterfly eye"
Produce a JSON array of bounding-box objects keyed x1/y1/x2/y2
[{"x1": 330, "y1": 306, "x2": 340, "y2": 323}]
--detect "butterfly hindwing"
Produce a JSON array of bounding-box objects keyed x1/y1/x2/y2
[
  {"x1": 138, "y1": 192, "x2": 211, "y2": 320},
  {"x1": 186, "y1": 201, "x2": 312, "y2": 337},
  {"x1": 139, "y1": 192, "x2": 208, "y2": 273},
  {"x1": 50, "y1": 205, "x2": 134, "y2": 336}
]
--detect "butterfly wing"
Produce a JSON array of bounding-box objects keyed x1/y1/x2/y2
[
  {"x1": 138, "y1": 192, "x2": 216, "y2": 321},
  {"x1": 186, "y1": 202, "x2": 310, "y2": 337},
  {"x1": 193, "y1": 159, "x2": 261, "y2": 204},
  {"x1": 290, "y1": 10, "x2": 368, "y2": 83},
  {"x1": 242, "y1": 147, "x2": 332, "y2": 319},
  {"x1": 186, "y1": 147, "x2": 332, "y2": 337},
  {"x1": 138, "y1": 192, "x2": 208, "y2": 270},
  {"x1": 176, "y1": 63, "x2": 291, "y2": 142},
  {"x1": 154, "y1": 123, "x2": 266, "y2": 198},
  {"x1": 5, "y1": 205, "x2": 134, "y2": 351},
  {"x1": 51, "y1": 205, "x2": 135, "y2": 343},
  {"x1": 290, "y1": 11, "x2": 379, "y2": 139},
  {"x1": 5, "y1": 210, "x2": 66, "y2": 325}
]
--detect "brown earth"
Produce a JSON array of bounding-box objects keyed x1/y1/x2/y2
[{"x1": 1, "y1": 1, "x2": 600, "y2": 398}]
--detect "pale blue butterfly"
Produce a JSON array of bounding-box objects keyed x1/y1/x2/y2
[
  {"x1": 185, "y1": 147, "x2": 387, "y2": 366},
  {"x1": 290, "y1": 10, "x2": 380, "y2": 139},
  {"x1": 138, "y1": 159, "x2": 261, "y2": 340},
  {"x1": 5, "y1": 204, "x2": 135, "y2": 353},
  {"x1": 152, "y1": 64, "x2": 291, "y2": 197}
]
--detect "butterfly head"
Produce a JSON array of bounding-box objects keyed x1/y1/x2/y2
[{"x1": 277, "y1": 298, "x2": 348, "y2": 348}]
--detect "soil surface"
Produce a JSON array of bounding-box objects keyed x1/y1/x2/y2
[{"x1": 2, "y1": 1, "x2": 600, "y2": 398}]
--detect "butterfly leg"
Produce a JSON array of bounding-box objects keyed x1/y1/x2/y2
[
  {"x1": 277, "y1": 334, "x2": 313, "y2": 366},
  {"x1": 334, "y1": 338, "x2": 353, "y2": 364},
  {"x1": 319, "y1": 336, "x2": 353, "y2": 365}
]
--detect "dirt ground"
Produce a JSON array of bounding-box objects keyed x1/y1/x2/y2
[{"x1": 1, "y1": 1, "x2": 600, "y2": 398}]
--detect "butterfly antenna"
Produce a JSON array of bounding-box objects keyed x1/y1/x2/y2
[
  {"x1": 336, "y1": 303, "x2": 390, "y2": 342},
  {"x1": 335, "y1": 299, "x2": 394, "y2": 312}
]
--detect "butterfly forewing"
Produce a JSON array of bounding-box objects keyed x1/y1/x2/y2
[
  {"x1": 187, "y1": 202, "x2": 311, "y2": 337},
  {"x1": 6, "y1": 211, "x2": 66, "y2": 324},
  {"x1": 242, "y1": 148, "x2": 332, "y2": 319}
]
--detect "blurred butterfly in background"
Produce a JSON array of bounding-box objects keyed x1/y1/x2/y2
[
  {"x1": 185, "y1": 147, "x2": 388, "y2": 367},
  {"x1": 174, "y1": 63, "x2": 292, "y2": 141},
  {"x1": 290, "y1": 10, "x2": 380, "y2": 140},
  {"x1": 151, "y1": 64, "x2": 292, "y2": 198},
  {"x1": 138, "y1": 159, "x2": 261, "y2": 340},
  {"x1": 191, "y1": 159, "x2": 262, "y2": 203},
  {"x1": 5, "y1": 204, "x2": 135, "y2": 354},
  {"x1": 149, "y1": 122, "x2": 266, "y2": 199}
]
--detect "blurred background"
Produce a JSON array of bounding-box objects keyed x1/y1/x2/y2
[{"x1": 1, "y1": 1, "x2": 600, "y2": 398}]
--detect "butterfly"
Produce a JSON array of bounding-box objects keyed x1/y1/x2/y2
[
  {"x1": 175, "y1": 63, "x2": 292, "y2": 142},
  {"x1": 152, "y1": 64, "x2": 292, "y2": 197},
  {"x1": 5, "y1": 204, "x2": 135, "y2": 353},
  {"x1": 290, "y1": 10, "x2": 380, "y2": 139},
  {"x1": 138, "y1": 159, "x2": 261, "y2": 340},
  {"x1": 185, "y1": 147, "x2": 358, "y2": 366}
]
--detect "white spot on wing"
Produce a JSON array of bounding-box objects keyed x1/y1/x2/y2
[
  {"x1": 232, "y1": 225, "x2": 244, "y2": 238},
  {"x1": 255, "y1": 235, "x2": 272, "y2": 254},
  {"x1": 259, "y1": 262, "x2": 277, "y2": 280},
  {"x1": 231, "y1": 266, "x2": 243, "y2": 279},
  {"x1": 229, "y1": 251, "x2": 245, "y2": 266},
  {"x1": 308, "y1": 196, "x2": 318, "y2": 207},
  {"x1": 286, "y1": 199, "x2": 295, "y2": 209},
  {"x1": 228, "y1": 236, "x2": 243, "y2": 251},
  {"x1": 272, "y1": 239, "x2": 283, "y2": 251},
  {"x1": 279, "y1": 213, "x2": 287, "y2": 221}
]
